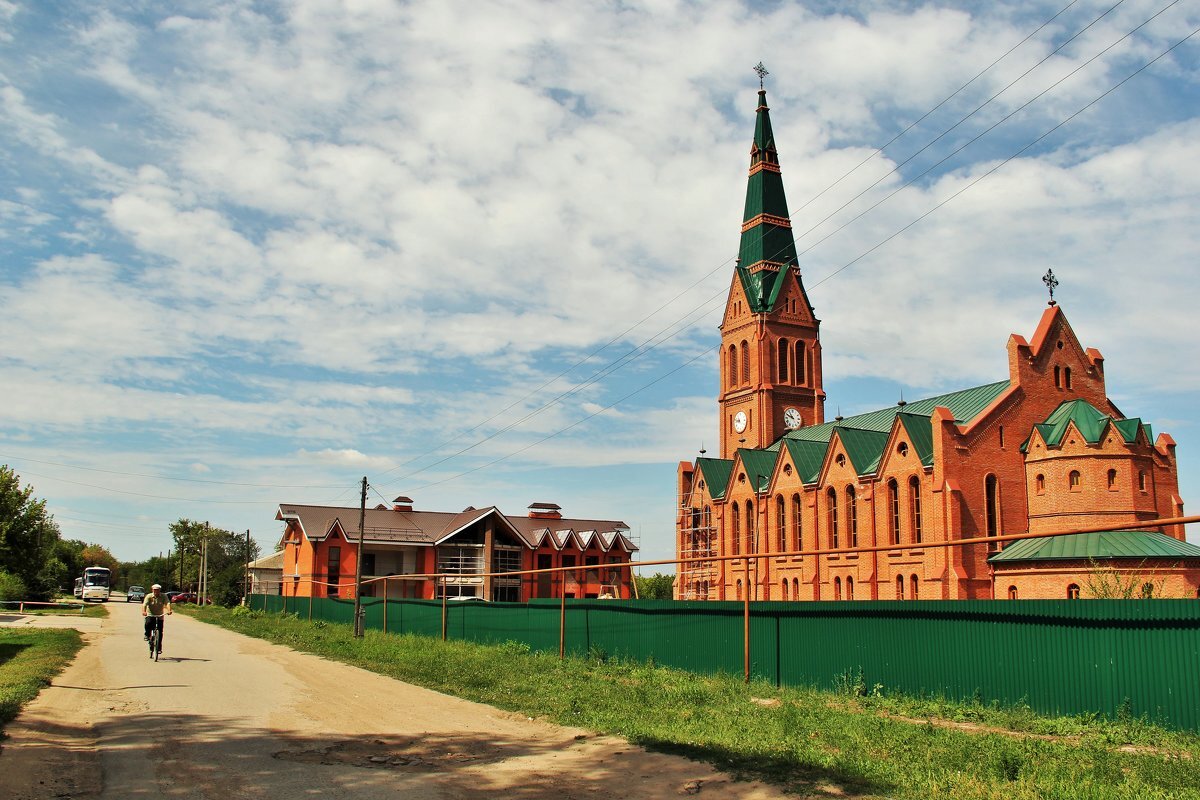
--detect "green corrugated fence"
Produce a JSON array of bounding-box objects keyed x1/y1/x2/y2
[{"x1": 250, "y1": 594, "x2": 1200, "y2": 731}]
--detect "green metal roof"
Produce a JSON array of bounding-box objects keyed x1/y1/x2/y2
[
  {"x1": 1022, "y1": 399, "x2": 1150, "y2": 454},
  {"x1": 695, "y1": 457, "x2": 733, "y2": 500},
  {"x1": 897, "y1": 412, "x2": 935, "y2": 467},
  {"x1": 989, "y1": 530, "x2": 1200, "y2": 563},
  {"x1": 737, "y1": 88, "x2": 800, "y2": 307},
  {"x1": 777, "y1": 380, "x2": 1009, "y2": 445},
  {"x1": 836, "y1": 427, "x2": 890, "y2": 476},
  {"x1": 738, "y1": 448, "x2": 779, "y2": 493},
  {"x1": 781, "y1": 439, "x2": 827, "y2": 484}
]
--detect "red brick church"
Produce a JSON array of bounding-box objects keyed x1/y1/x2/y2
[{"x1": 675, "y1": 83, "x2": 1200, "y2": 601}]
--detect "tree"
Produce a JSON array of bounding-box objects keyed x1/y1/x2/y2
[
  {"x1": 0, "y1": 465, "x2": 62, "y2": 600},
  {"x1": 635, "y1": 572, "x2": 676, "y2": 600},
  {"x1": 169, "y1": 519, "x2": 260, "y2": 606},
  {"x1": 81, "y1": 543, "x2": 120, "y2": 585}
]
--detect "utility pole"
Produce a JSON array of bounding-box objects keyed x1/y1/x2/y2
[
  {"x1": 243, "y1": 529, "x2": 251, "y2": 605},
  {"x1": 200, "y1": 521, "x2": 209, "y2": 606},
  {"x1": 353, "y1": 476, "x2": 367, "y2": 638}
]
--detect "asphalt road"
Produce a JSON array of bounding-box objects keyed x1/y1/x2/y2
[{"x1": 0, "y1": 599, "x2": 788, "y2": 799}]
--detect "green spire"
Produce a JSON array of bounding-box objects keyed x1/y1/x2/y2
[{"x1": 737, "y1": 86, "x2": 801, "y2": 312}]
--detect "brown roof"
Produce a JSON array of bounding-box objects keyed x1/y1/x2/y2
[{"x1": 276, "y1": 503, "x2": 636, "y2": 552}]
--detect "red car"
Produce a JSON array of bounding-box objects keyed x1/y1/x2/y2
[{"x1": 168, "y1": 592, "x2": 210, "y2": 604}]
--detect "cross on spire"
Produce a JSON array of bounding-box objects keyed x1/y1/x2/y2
[
  {"x1": 753, "y1": 62, "x2": 769, "y2": 89},
  {"x1": 1042, "y1": 268, "x2": 1059, "y2": 306}
]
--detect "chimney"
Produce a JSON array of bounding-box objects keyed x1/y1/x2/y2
[
  {"x1": 392, "y1": 495, "x2": 414, "y2": 512},
  {"x1": 528, "y1": 502, "x2": 563, "y2": 520}
]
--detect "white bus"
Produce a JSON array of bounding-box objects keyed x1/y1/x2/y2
[{"x1": 81, "y1": 566, "x2": 111, "y2": 602}]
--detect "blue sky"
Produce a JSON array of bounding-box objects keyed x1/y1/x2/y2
[{"x1": 2, "y1": 0, "x2": 1199, "y2": 567}]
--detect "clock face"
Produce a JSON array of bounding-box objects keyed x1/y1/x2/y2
[
  {"x1": 784, "y1": 407, "x2": 802, "y2": 430},
  {"x1": 733, "y1": 411, "x2": 748, "y2": 433}
]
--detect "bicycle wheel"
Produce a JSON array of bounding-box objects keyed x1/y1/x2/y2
[{"x1": 149, "y1": 626, "x2": 158, "y2": 660}]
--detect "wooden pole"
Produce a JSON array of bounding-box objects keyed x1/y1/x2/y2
[
  {"x1": 743, "y1": 575, "x2": 751, "y2": 683},
  {"x1": 353, "y1": 476, "x2": 367, "y2": 638},
  {"x1": 559, "y1": 565, "x2": 567, "y2": 659}
]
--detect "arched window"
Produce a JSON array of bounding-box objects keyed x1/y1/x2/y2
[
  {"x1": 1139, "y1": 471, "x2": 1147, "y2": 491},
  {"x1": 847, "y1": 486, "x2": 858, "y2": 547},
  {"x1": 888, "y1": 479, "x2": 900, "y2": 545},
  {"x1": 1008, "y1": 585, "x2": 1018, "y2": 600},
  {"x1": 1064, "y1": 367, "x2": 1072, "y2": 389},
  {"x1": 1035, "y1": 474, "x2": 1045, "y2": 494},
  {"x1": 745, "y1": 500, "x2": 755, "y2": 553},
  {"x1": 736, "y1": 579, "x2": 743, "y2": 600},
  {"x1": 827, "y1": 488, "x2": 839, "y2": 548},
  {"x1": 1067, "y1": 583, "x2": 1080, "y2": 600},
  {"x1": 834, "y1": 576, "x2": 842, "y2": 600},
  {"x1": 731, "y1": 504, "x2": 740, "y2": 555},
  {"x1": 846, "y1": 576, "x2": 854, "y2": 600},
  {"x1": 985, "y1": 474, "x2": 1000, "y2": 547},
  {"x1": 703, "y1": 505, "x2": 712, "y2": 530},
  {"x1": 781, "y1": 578, "x2": 789, "y2": 600},
  {"x1": 910, "y1": 574, "x2": 919, "y2": 599},
  {"x1": 728, "y1": 344, "x2": 738, "y2": 389},
  {"x1": 896, "y1": 574, "x2": 905, "y2": 600},
  {"x1": 741, "y1": 340, "x2": 750, "y2": 384},
  {"x1": 1054, "y1": 365, "x2": 1061, "y2": 388},
  {"x1": 796, "y1": 342, "x2": 807, "y2": 384},
  {"x1": 776, "y1": 496, "x2": 786, "y2": 551},
  {"x1": 909, "y1": 477, "x2": 922, "y2": 544},
  {"x1": 777, "y1": 338, "x2": 789, "y2": 383},
  {"x1": 1069, "y1": 470, "x2": 1081, "y2": 490},
  {"x1": 1107, "y1": 469, "x2": 1117, "y2": 490},
  {"x1": 792, "y1": 577, "x2": 799, "y2": 599},
  {"x1": 791, "y1": 493, "x2": 803, "y2": 552}
]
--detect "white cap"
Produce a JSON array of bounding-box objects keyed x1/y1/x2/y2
[{"x1": 152, "y1": 584, "x2": 162, "y2": 589}]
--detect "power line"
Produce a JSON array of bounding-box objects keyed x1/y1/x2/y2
[
  {"x1": 371, "y1": 0, "x2": 1156, "y2": 491},
  {"x1": 0, "y1": 453, "x2": 352, "y2": 490}
]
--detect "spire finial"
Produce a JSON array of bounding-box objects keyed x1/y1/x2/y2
[
  {"x1": 753, "y1": 61, "x2": 769, "y2": 90},
  {"x1": 1042, "y1": 268, "x2": 1059, "y2": 306}
]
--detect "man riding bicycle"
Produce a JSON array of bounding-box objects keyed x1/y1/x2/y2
[{"x1": 142, "y1": 584, "x2": 172, "y2": 652}]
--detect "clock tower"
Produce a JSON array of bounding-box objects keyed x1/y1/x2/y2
[{"x1": 718, "y1": 80, "x2": 824, "y2": 459}]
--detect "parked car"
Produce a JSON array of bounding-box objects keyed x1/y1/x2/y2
[
  {"x1": 168, "y1": 592, "x2": 210, "y2": 604},
  {"x1": 126, "y1": 586, "x2": 146, "y2": 602}
]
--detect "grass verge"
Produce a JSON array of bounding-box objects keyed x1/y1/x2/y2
[
  {"x1": 0, "y1": 628, "x2": 83, "y2": 732},
  {"x1": 191, "y1": 606, "x2": 1200, "y2": 799}
]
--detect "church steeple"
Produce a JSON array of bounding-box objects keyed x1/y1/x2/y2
[
  {"x1": 738, "y1": 86, "x2": 800, "y2": 283},
  {"x1": 718, "y1": 70, "x2": 824, "y2": 459}
]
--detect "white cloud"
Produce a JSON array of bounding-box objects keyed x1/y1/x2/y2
[{"x1": 1, "y1": 1, "x2": 1198, "y2": 559}]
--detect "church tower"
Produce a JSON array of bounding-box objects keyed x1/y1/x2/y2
[{"x1": 719, "y1": 77, "x2": 824, "y2": 459}]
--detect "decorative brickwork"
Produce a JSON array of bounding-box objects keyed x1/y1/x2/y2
[{"x1": 676, "y1": 86, "x2": 1198, "y2": 601}]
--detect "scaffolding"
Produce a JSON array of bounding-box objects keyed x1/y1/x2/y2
[{"x1": 678, "y1": 506, "x2": 716, "y2": 600}]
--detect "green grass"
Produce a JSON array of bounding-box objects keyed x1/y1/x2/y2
[
  {"x1": 191, "y1": 606, "x2": 1200, "y2": 799},
  {"x1": 0, "y1": 628, "x2": 83, "y2": 731},
  {"x1": 9, "y1": 602, "x2": 110, "y2": 618}
]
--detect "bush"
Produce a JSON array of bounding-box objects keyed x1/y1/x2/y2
[{"x1": 0, "y1": 571, "x2": 27, "y2": 602}]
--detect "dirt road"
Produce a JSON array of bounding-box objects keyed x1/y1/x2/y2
[{"x1": 1, "y1": 601, "x2": 788, "y2": 799}]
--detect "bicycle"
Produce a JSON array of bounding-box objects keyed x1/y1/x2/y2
[{"x1": 148, "y1": 622, "x2": 161, "y2": 661}]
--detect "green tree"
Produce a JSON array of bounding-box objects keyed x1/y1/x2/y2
[
  {"x1": 169, "y1": 519, "x2": 260, "y2": 606},
  {"x1": 635, "y1": 572, "x2": 676, "y2": 600},
  {"x1": 54, "y1": 539, "x2": 89, "y2": 590},
  {"x1": 0, "y1": 466, "x2": 62, "y2": 600}
]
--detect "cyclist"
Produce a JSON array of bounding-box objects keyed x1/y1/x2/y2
[{"x1": 142, "y1": 584, "x2": 172, "y2": 652}]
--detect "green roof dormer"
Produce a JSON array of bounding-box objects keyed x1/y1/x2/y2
[{"x1": 736, "y1": 87, "x2": 802, "y2": 314}]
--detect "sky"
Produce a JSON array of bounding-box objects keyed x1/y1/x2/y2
[{"x1": 2, "y1": 0, "x2": 1199, "y2": 569}]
